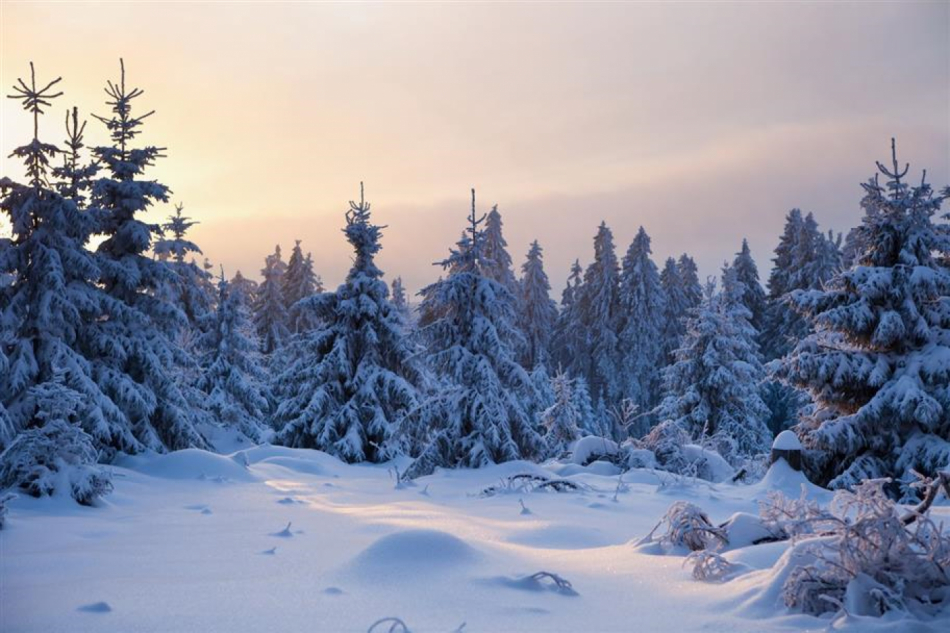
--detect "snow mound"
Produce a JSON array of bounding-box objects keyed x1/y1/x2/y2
[
  {"x1": 255, "y1": 456, "x2": 326, "y2": 476},
  {"x1": 348, "y1": 529, "x2": 480, "y2": 580},
  {"x1": 756, "y1": 459, "x2": 827, "y2": 499},
  {"x1": 681, "y1": 445, "x2": 735, "y2": 483},
  {"x1": 570, "y1": 436, "x2": 620, "y2": 465},
  {"x1": 771, "y1": 430, "x2": 801, "y2": 451},
  {"x1": 119, "y1": 449, "x2": 258, "y2": 482}
]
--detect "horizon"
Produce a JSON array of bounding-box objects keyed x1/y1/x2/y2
[{"x1": 2, "y1": 2, "x2": 948, "y2": 296}]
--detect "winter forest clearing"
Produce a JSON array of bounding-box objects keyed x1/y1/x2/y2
[{"x1": 2, "y1": 3, "x2": 950, "y2": 632}]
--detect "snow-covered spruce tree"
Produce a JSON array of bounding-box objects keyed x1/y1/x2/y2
[
  {"x1": 274, "y1": 184, "x2": 423, "y2": 463},
  {"x1": 677, "y1": 254, "x2": 703, "y2": 312},
  {"x1": 403, "y1": 191, "x2": 542, "y2": 478},
  {"x1": 88, "y1": 59, "x2": 207, "y2": 452},
  {"x1": 657, "y1": 268, "x2": 771, "y2": 465},
  {"x1": 541, "y1": 371, "x2": 582, "y2": 458},
  {"x1": 153, "y1": 203, "x2": 215, "y2": 337},
  {"x1": 763, "y1": 210, "x2": 842, "y2": 434},
  {"x1": 283, "y1": 240, "x2": 321, "y2": 333},
  {"x1": 618, "y1": 227, "x2": 666, "y2": 413},
  {"x1": 518, "y1": 240, "x2": 558, "y2": 369},
  {"x1": 578, "y1": 222, "x2": 623, "y2": 408},
  {"x1": 253, "y1": 245, "x2": 290, "y2": 355},
  {"x1": 732, "y1": 239, "x2": 767, "y2": 336},
  {"x1": 1, "y1": 63, "x2": 139, "y2": 462},
  {"x1": 198, "y1": 270, "x2": 269, "y2": 442},
  {"x1": 571, "y1": 373, "x2": 600, "y2": 436},
  {"x1": 551, "y1": 259, "x2": 585, "y2": 377},
  {"x1": 390, "y1": 276, "x2": 411, "y2": 323},
  {"x1": 230, "y1": 270, "x2": 258, "y2": 305},
  {"x1": 776, "y1": 142, "x2": 950, "y2": 491},
  {"x1": 482, "y1": 205, "x2": 519, "y2": 297}
]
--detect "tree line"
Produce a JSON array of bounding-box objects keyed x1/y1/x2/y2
[{"x1": 2, "y1": 62, "x2": 948, "y2": 504}]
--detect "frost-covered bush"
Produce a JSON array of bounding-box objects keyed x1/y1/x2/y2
[
  {"x1": 758, "y1": 487, "x2": 835, "y2": 541},
  {"x1": 781, "y1": 478, "x2": 950, "y2": 618},
  {"x1": 0, "y1": 419, "x2": 112, "y2": 505},
  {"x1": 653, "y1": 501, "x2": 727, "y2": 552},
  {"x1": 633, "y1": 421, "x2": 735, "y2": 482},
  {"x1": 637, "y1": 420, "x2": 691, "y2": 473},
  {"x1": 685, "y1": 550, "x2": 735, "y2": 582}
]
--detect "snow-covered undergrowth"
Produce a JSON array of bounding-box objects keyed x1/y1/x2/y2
[{"x1": 3, "y1": 449, "x2": 949, "y2": 633}]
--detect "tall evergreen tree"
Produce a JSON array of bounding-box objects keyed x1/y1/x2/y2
[
  {"x1": 253, "y1": 245, "x2": 289, "y2": 354},
  {"x1": 578, "y1": 222, "x2": 622, "y2": 405},
  {"x1": 282, "y1": 239, "x2": 320, "y2": 333},
  {"x1": 518, "y1": 240, "x2": 557, "y2": 369},
  {"x1": 541, "y1": 371, "x2": 582, "y2": 458},
  {"x1": 199, "y1": 270, "x2": 269, "y2": 442},
  {"x1": 677, "y1": 253, "x2": 703, "y2": 311},
  {"x1": 403, "y1": 191, "x2": 542, "y2": 478},
  {"x1": 88, "y1": 59, "x2": 206, "y2": 452},
  {"x1": 731, "y1": 239, "x2": 767, "y2": 335},
  {"x1": 776, "y1": 142, "x2": 950, "y2": 491},
  {"x1": 618, "y1": 227, "x2": 666, "y2": 412},
  {"x1": 153, "y1": 203, "x2": 215, "y2": 337},
  {"x1": 481, "y1": 204, "x2": 519, "y2": 295},
  {"x1": 658, "y1": 268, "x2": 771, "y2": 465},
  {"x1": 274, "y1": 185, "x2": 423, "y2": 463},
  {"x1": 551, "y1": 259, "x2": 584, "y2": 375},
  {"x1": 230, "y1": 270, "x2": 258, "y2": 304},
  {"x1": 390, "y1": 276, "x2": 410, "y2": 322},
  {"x1": 659, "y1": 257, "x2": 688, "y2": 365}
]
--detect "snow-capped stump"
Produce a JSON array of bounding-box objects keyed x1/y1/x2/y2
[{"x1": 769, "y1": 430, "x2": 802, "y2": 471}]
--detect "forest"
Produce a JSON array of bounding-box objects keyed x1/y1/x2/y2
[{"x1": 2, "y1": 60, "x2": 950, "y2": 632}]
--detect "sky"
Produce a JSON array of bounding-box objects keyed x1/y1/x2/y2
[{"x1": 2, "y1": 1, "x2": 948, "y2": 296}]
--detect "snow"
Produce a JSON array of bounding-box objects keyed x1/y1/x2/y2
[
  {"x1": 771, "y1": 430, "x2": 802, "y2": 451},
  {"x1": 5, "y1": 446, "x2": 947, "y2": 632}
]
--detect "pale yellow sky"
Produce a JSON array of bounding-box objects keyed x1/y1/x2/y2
[{"x1": 2, "y1": 1, "x2": 948, "y2": 295}]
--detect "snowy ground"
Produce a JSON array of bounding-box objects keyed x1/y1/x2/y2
[{"x1": 3, "y1": 445, "x2": 949, "y2": 633}]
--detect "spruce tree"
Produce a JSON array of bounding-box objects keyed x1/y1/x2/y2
[
  {"x1": 403, "y1": 191, "x2": 542, "y2": 478},
  {"x1": 87, "y1": 59, "x2": 207, "y2": 452},
  {"x1": 198, "y1": 270, "x2": 269, "y2": 442},
  {"x1": 153, "y1": 203, "x2": 215, "y2": 339},
  {"x1": 731, "y1": 239, "x2": 767, "y2": 335},
  {"x1": 551, "y1": 259, "x2": 585, "y2": 376},
  {"x1": 659, "y1": 257, "x2": 688, "y2": 365},
  {"x1": 253, "y1": 245, "x2": 290, "y2": 354},
  {"x1": 482, "y1": 204, "x2": 519, "y2": 295},
  {"x1": 618, "y1": 227, "x2": 666, "y2": 412},
  {"x1": 657, "y1": 268, "x2": 771, "y2": 465},
  {"x1": 541, "y1": 371, "x2": 582, "y2": 458},
  {"x1": 578, "y1": 222, "x2": 622, "y2": 406},
  {"x1": 518, "y1": 240, "x2": 557, "y2": 369},
  {"x1": 274, "y1": 185, "x2": 423, "y2": 463},
  {"x1": 230, "y1": 270, "x2": 258, "y2": 303},
  {"x1": 776, "y1": 142, "x2": 950, "y2": 491},
  {"x1": 677, "y1": 253, "x2": 703, "y2": 311},
  {"x1": 282, "y1": 239, "x2": 320, "y2": 333},
  {"x1": 390, "y1": 276, "x2": 410, "y2": 322}
]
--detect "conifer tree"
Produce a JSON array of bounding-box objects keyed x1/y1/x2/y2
[
  {"x1": 658, "y1": 268, "x2": 771, "y2": 465},
  {"x1": 153, "y1": 203, "x2": 215, "y2": 337},
  {"x1": 230, "y1": 270, "x2": 258, "y2": 303},
  {"x1": 403, "y1": 191, "x2": 542, "y2": 478},
  {"x1": 274, "y1": 185, "x2": 423, "y2": 462},
  {"x1": 88, "y1": 59, "x2": 207, "y2": 452},
  {"x1": 282, "y1": 239, "x2": 320, "y2": 333},
  {"x1": 518, "y1": 240, "x2": 557, "y2": 369},
  {"x1": 482, "y1": 205, "x2": 519, "y2": 295},
  {"x1": 618, "y1": 227, "x2": 666, "y2": 412},
  {"x1": 198, "y1": 270, "x2": 269, "y2": 442},
  {"x1": 578, "y1": 222, "x2": 622, "y2": 405},
  {"x1": 659, "y1": 257, "x2": 688, "y2": 365},
  {"x1": 732, "y1": 239, "x2": 767, "y2": 335},
  {"x1": 541, "y1": 371, "x2": 582, "y2": 458},
  {"x1": 776, "y1": 142, "x2": 950, "y2": 491},
  {"x1": 253, "y1": 245, "x2": 290, "y2": 354},
  {"x1": 551, "y1": 259, "x2": 585, "y2": 375},
  {"x1": 390, "y1": 276, "x2": 410, "y2": 322},
  {"x1": 677, "y1": 254, "x2": 703, "y2": 311}
]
